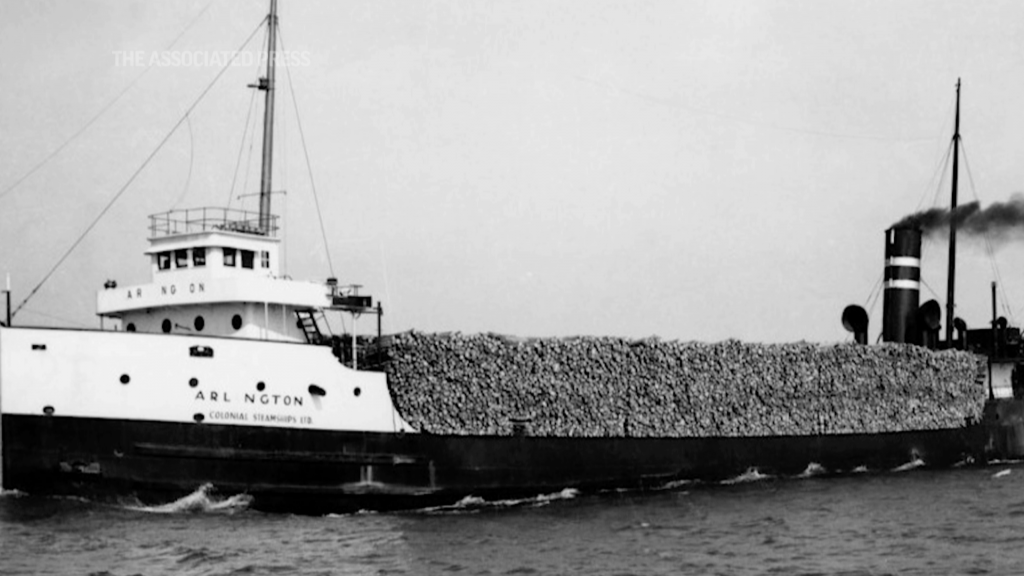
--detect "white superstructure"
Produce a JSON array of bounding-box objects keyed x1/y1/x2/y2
[
  {"x1": 2, "y1": 208, "x2": 409, "y2": 434},
  {"x1": 97, "y1": 208, "x2": 331, "y2": 342},
  {"x1": 1, "y1": 0, "x2": 408, "y2": 439}
]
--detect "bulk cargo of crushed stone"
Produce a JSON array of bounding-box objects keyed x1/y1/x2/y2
[{"x1": 377, "y1": 332, "x2": 986, "y2": 437}]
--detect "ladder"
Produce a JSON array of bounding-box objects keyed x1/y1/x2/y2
[{"x1": 295, "y1": 309, "x2": 326, "y2": 344}]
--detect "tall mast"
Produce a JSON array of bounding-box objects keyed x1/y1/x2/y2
[
  {"x1": 945, "y1": 78, "x2": 961, "y2": 346},
  {"x1": 257, "y1": 0, "x2": 278, "y2": 233}
]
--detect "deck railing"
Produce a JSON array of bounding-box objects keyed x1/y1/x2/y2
[{"x1": 149, "y1": 207, "x2": 279, "y2": 238}]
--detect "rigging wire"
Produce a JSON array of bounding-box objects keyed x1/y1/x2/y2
[
  {"x1": 171, "y1": 113, "x2": 195, "y2": 210},
  {"x1": 12, "y1": 17, "x2": 268, "y2": 319},
  {"x1": 279, "y1": 67, "x2": 289, "y2": 275},
  {"x1": 0, "y1": 0, "x2": 217, "y2": 203},
  {"x1": 572, "y1": 74, "x2": 942, "y2": 143},
  {"x1": 864, "y1": 271, "x2": 884, "y2": 319},
  {"x1": 914, "y1": 94, "x2": 958, "y2": 212},
  {"x1": 227, "y1": 88, "x2": 259, "y2": 208},
  {"x1": 861, "y1": 95, "x2": 955, "y2": 314},
  {"x1": 864, "y1": 272, "x2": 882, "y2": 308},
  {"x1": 239, "y1": 86, "x2": 263, "y2": 211},
  {"x1": 923, "y1": 141, "x2": 954, "y2": 213},
  {"x1": 920, "y1": 277, "x2": 942, "y2": 303},
  {"x1": 18, "y1": 307, "x2": 92, "y2": 329},
  {"x1": 278, "y1": 28, "x2": 336, "y2": 277},
  {"x1": 279, "y1": 56, "x2": 289, "y2": 197},
  {"x1": 377, "y1": 241, "x2": 395, "y2": 333},
  {"x1": 959, "y1": 140, "x2": 1015, "y2": 323},
  {"x1": 228, "y1": 23, "x2": 269, "y2": 210}
]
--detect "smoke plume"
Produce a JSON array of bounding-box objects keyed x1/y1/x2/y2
[{"x1": 892, "y1": 194, "x2": 1024, "y2": 243}]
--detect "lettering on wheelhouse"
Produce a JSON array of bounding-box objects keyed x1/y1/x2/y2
[
  {"x1": 124, "y1": 282, "x2": 206, "y2": 300},
  {"x1": 194, "y1": 390, "x2": 304, "y2": 406}
]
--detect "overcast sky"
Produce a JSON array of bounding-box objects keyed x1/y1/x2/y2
[{"x1": 3, "y1": 0, "x2": 1024, "y2": 343}]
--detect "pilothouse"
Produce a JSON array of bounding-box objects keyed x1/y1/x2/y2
[{"x1": 97, "y1": 206, "x2": 346, "y2": 343}]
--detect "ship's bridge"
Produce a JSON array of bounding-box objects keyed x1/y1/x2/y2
[
  {"x1": 143, "y1": 207, "x2": 283, "y2": 280},
  {"x1": 96, "y1": 208, "x2": 343, "y2": 342}
]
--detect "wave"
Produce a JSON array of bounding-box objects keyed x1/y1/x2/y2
[
  {"x1": 655, "y1": 479, "x2": 695, "y2": 491},
  {"x1": 721, "y1": 468, "x2": 772, "y2": 485},
  {"x1": 993, "y1": 468, "x2": 1012, "y2": 478},
  {"x1": 891, "y1": 458, "x2": 925, "y2": 472},
  {"x1": 413, "y1": 488, "x2": 580, "y2": 514},
  {"x1": 123, "y1": 483, "x2": 252, "y2": 514},
  {"x1": 0, "y1": 489, "x2": 27, "y2": 498},
  {"x1": 796, "y1": 462, "x2": 827, "y2": 478}
]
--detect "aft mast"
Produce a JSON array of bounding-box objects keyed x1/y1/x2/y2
[
  {"x1": 945, "y1": 78, "x2": 961, "y2": 346},
  {"x1": 257, "y1": 0, "x2": 278, "y2": 234}
]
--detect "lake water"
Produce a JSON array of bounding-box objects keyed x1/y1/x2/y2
[{"x1": 3, "y1": 463, "x2": 1024, "y2": 576}]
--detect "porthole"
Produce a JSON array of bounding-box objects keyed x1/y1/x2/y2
[
  {"x1": 308, "y1": 384, "x2": 326, "y2": 397},
  {"x1": 193, "y1": 413, "x2": 205, "y2": 423},
  {"x1": 161, "y1": 319, "x2": 172, "y2": 333},
  {"x1": 126, "y1": 323, "x2": 136, "y2": 332},
  {"x1": 43, "y1": 405, "x2": 55, "y2": 416},
  {"x1": 231, "y1": 314, "x2": 242, "y2": 330},
  {"x1": 189, "y1": 378, "x2": 198, "y2": 388},
  {"x1": 120, "y1": 374, "x2": 130, "y2": 385},
  {"x1": 194, "y1": 316, "x2": 205, "y2": 332},
  {"x1": 256, "y1": 381, "x2": 266, "y2": 392},
  {"x1": 353, "y1": 387, "x2": 361, "y2": 397}
]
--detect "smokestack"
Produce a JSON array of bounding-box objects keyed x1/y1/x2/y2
[{"x1": 883, "y1": 227, "x2": 922, "y2": 343}]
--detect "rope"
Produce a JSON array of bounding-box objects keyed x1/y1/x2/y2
[
  {"x1": 0, "y1": 0, "x2": 217, "y2": 203},
  {"x1": 279, "y1": 28, "x2": 336, "y2": 277},
  {"x1": 12, "y1": 17, "x2": 268, "y2": 319}
]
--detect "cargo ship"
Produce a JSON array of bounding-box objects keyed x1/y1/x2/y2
[{"x1": 1, "y1": 1, "x2": 1021, "y2": 514}]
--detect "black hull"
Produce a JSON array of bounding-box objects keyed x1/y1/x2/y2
[{"x1": 1, "y1": 414, "x2": 991, "y2": 514}]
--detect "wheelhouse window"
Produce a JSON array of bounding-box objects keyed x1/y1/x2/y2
[
  {"x1": 157, "y1": 251, "x2": 171, "y2": 270},
  {"x1": 223, "y1": 248, "x2": 236, "y2": 267},
  {"x1": 261, "y1": 250, "x2": 270, "y2": 269},
  {"x1": 241, "y1": 250, "x2": 254, "y2": 269},
  {"x1": 175, "y1": 249, "x2": 188, "y2": 268},
  {"x1": 193, "y1": 248, "x2": 206, "y2": 267}
]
